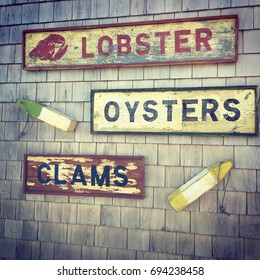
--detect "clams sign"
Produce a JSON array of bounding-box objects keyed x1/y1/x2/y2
[
  {"x1": 23, "y1": 15, "x2": 237, "y2": 70},
  {"x1": 24, "y1": 155, "x2": 145, "y2": 199},
  {"x1": 91, "y1": 86, "x2": 258, "y2": 135}
]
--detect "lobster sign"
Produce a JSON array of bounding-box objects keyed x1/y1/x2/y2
[{"x1": 23, "y1": 15, "x2": 238, "y2": 70}]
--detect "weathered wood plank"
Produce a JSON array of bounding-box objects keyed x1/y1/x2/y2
[
  {"x1": 23, "y1": 15, "x2": 238, "y2": 70},
  {"x1": 24, "y1": 154, "x2": 145, "y2": 199},
  {"x1": 91, "y1": 86, "x2": 258, "y2": 135}
]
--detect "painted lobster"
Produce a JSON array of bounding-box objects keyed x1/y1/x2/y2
[{"x1": 29, "y1": 34, "x2": 68, "y2": 61}]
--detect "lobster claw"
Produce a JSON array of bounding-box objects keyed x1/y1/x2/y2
[{"x1": 52, "y1": 43, "x2": 68, "y2": 61}]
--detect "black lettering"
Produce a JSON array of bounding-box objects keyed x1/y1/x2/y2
[
  {"x1": 54, "y1": 164, "x2": 66, "y2": 185},
  {"x1": 71, "y1": 164, "x2": 87, "y2": 185},
  {"x1": 91, "y1": 165, "x2": 110, "y2": 186},
  {"x1": 104, "y1": 101, "x2": 119, "y2": 122},
  {"x1": 143, "y1": 100, "x2": 158, "y2": 121},
  {"x1": 37, "y1": 163, "x2": 51, "y2": 184},
  {"x1": 114, "y1": 166, "x2": 128, "y2": 186},
  {"x1": 162, "y1": 100, "x2": 177, "y2": 121},
  {"x1": 202, "y1": 99, "x2": 218, "y2": 121},
  {"x1": 223, "y1": 99, "x2": 240, "y2": 121},
  {"x1": 125, "y1": 101, "x2": 139, "y2": 122},
  {"x1": 182, "y1": 99, "x2": 198, "y2": 121}
]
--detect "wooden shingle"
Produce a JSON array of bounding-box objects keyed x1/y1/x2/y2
[
  {"x1": 67, "y1": 224, "x2": 94, "y2": 246},
  {"x1": 95, "y1": 226, "x2": 127, "y2": 249}
]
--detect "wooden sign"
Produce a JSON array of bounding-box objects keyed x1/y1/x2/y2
[
  {"x1": 22, "y1": 15, "x2": 238, "y2": 70},
  {"x1": 91, "y1": 86, "x2": 258, "y2": 135},
  {"x1": 23, "y1": 154, "x2": 145, "y2": 199}
]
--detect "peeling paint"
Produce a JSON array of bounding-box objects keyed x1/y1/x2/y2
[{"x1": 24, "y1": 154, "x2": 145, "y2": 199}]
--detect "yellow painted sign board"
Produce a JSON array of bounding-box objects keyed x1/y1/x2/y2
[
  {"x1": 91, "y1": 87, "x2": 258, "y2": 135},
  {"x1": 23, "y1": 15, "x2": 238, "y2": 70}
]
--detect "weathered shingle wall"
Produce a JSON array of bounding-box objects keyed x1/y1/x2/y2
[{"x1": 0, "y1": 0, "x2": 259, "y2": 260}]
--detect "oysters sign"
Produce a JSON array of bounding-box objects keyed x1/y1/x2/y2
[
  {"x1": 22, "y1": 15, "x2": 238, "y2": 70},
  {"x1": 91, "y1": 86, "x2": 258, "y2": 136},
  {"x1": 23, "y1": 155, "x2": 145, "y2": 199}
]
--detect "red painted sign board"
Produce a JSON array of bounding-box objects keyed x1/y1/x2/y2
[{"x1": 24, "y1": 154, "x2": 145, "y2": 199}]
